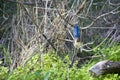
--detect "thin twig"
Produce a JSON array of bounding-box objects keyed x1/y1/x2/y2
[
  {"x1": 82, "y1": 25, "x2": 116, "y2": 52},
  {"x1": 81, "y1": 6, "x2": 120, "y2": 29},
  {"x1": 7, "y1": 0, "x2": 57, "y2": 52},
  {"x1": 85, "y1": 0, "x2": 93, "y2": 17}
]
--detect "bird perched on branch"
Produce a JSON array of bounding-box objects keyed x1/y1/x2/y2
[{"x1": 73, "y1": 24, "x2": 83, "y2": 49}]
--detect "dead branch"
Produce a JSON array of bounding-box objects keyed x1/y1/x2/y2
[
  {"x1": 89, "y1": 60, "x2": 120, "y2": 76},
  {"x1": 81, "y1": 6, "x2": 120, "y2": 29}
]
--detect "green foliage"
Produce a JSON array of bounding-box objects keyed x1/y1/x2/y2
[
  {"x1": 101, "y1": 43, "x2": 120, "y2": 61},
  {"x1": 0, "y1": 44, "x2": 120, "y2": 80},
  {"x1": 0, "y1": 66, "x2": 8, "y2": 80}
]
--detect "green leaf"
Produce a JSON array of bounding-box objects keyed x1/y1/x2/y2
[
  {"x1": 34, "y1": 70, "x2": 42, "y2": 77},
  {"x1": 44, "y1": 71, "x2": 50, "y2": 80}
]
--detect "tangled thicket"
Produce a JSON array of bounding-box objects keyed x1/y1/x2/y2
[{"x1": 0, "y1": 0, "x2": 120, "y2": 70}]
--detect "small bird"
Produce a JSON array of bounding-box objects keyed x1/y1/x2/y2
[{"x1": 73, "y1": 24, "x2": 83, "y2": 49}]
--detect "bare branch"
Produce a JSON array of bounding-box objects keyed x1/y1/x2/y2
[{"x1": 81, "y1": 6, "x2": 120, "y2": 29}]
